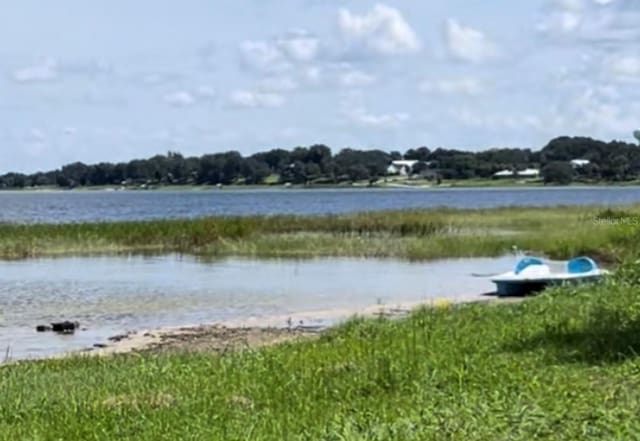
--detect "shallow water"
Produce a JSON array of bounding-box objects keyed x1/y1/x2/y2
[
  {"x1": 1, "y1": 187, "x2": 638, "y2": 224},
  {"x1": 0, "y1": 254, "x2": 515, "y2": 361}
]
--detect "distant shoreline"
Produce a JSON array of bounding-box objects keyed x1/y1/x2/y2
[{"x1": 1, "y1": 179, "x2": 639, "y2": 192}]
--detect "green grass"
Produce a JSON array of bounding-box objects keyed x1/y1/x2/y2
[
  {"x1": 441, "y1": 178, "x2": 543, "y2": 187},
  {"x1": 1, "y1": 205, "x2": 638, "y2": 261},
  {"x1": 4, "y1": 263, "x2": 640, "y2": 439}
]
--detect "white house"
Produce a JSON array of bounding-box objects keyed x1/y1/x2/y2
[
  {"x1": 493, "y1": 169, "x2": 514, "y2": 178},
  {"x1": 518, "y1": 168, "x2": 540, "y2": 178},
  {"x1": 571, "y1": 159, "x2": 590, "y2": 168},
  {"x1": 493, "y1": 168, "x2": 540, "y2": 179},
  {"x1": 387, "y1": 160, "x2": 420, "y2": 176}
]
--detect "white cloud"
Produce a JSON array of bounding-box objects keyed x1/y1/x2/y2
[
  {"x1": 345, "y1": 107, "x2": 409, "y2": 128},
  {"x1": 63, "y1": 59, "x2": 113, "y2": 77},
  {"x1": 419, "y1": 78, "x2": 485, "y2": 95},
  {"x1": 194, "y1": 85, "x2": 217, "y2": 100},
  {"x1": 229, "y1": 90, "x2": 285, "y2": 108},
  {"x1": 452, "y1": 109, "x2": 542, "y2": 130},
  {"x1": 240, "y1": 30, "x2": 319, "y2": 73},
  {"x1": 562, "y1": 87, "x2": 637, "y2": 134},
  {"x1": 338, "y1": 4, "x2": 420, "y2": 55},
  {"x1": 241, "y1": 40, "x2": 288, "y2": 72},
  {"x1": 12, "y1": 58, "x2": 58, "y2": 83},
  {"x1": 163, "y1": 91, "x2": 196, "y2": 107},
  {"x1": 276, "y1": 30, "x2": 319, "y2": 62},
  {"x1": 18, "y1": 128, "x2": 50, "y2": 159},
  {"x1": 339, "y1": 70, "x2": 376, "y2": 88},
  {"x1": 163, "y1": 87, "x2": 216, "y2": 107},
  {"x1": 445, "y1": 20, "x2": 497, "y2": 63},
  {"x1": 538, "y1": 0, "x2": 639, "y2": 43},
  {"x1": 608, "y1": 56, "x2": 640, "y2": 80},
  {"x1": 28, "y1": 128, "x2": 47, "y2": 142},
  {"x1": 257, "y1": 76, "x2": 299, "y2": 92},
  {"x1": 557, "y1": 0, "x2": 584, "y2": 11},
  {"x1": 278, "y1": 127, "x2": 304, "y2": 140},
  {"x1": 12, "y1": 57, "x2": 113, "y2": 84},
  {"x1": 542, "y1": 11, "x2": 582, "y2": 33},
  {"x1": 489, "y1": 85, "x2": 638, "y2": 141},
  {"x1": 303, "y1": 66, "x2": 322, "y2": 84},
  {"x1": 140, "y1": 72, "x2": 184, "y2": 86},
  {"x1": 537, "y1": 0, "x2": 584, "y2": 34}
]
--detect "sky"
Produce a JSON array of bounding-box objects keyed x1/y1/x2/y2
[{"x1": 1, "y1": 0, "x2": 639, "y2": 173}]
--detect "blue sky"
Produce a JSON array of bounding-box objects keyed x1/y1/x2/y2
[{"x1": 1, "y1": 0, "x2": 639, "y2": 172}]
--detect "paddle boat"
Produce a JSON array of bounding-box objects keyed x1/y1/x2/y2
[{"x1": 491, "y1": 256, "x2": 607, "y2": 297}]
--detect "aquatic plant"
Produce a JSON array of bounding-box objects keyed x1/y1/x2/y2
[{"x1": 0, "y1": 205, "x2": 635, "y2": 261}]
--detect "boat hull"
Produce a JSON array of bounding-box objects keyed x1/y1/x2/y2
[
  {"x1": 493, "y1": 273, "x2": 605, "y2": 297},
  {"x1": 495, "y1": 280, "x2": 547, "y2": 297}
]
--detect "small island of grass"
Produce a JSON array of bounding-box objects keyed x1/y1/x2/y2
[{"x1": 0, "y1": 205, "x2": 637, "y2": 262}]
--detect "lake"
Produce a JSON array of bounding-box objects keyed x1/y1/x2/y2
[
  {"x1": 0, "y1": 254, "x2": 511, "y2": 361},
  {"x1": 1, "y1": 186, "x2": 639, "y2": 223}
]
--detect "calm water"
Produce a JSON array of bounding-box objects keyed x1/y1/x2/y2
[
  {"x1": 0, "y1": 255, "x2": 513, "y2": 361},
  {"x1": 1, "y1": 187, "x2": 639, "y2": 223}
]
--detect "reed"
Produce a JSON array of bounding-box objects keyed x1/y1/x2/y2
[{"x1": 0, "y1": 205, "x2": 636, "y2": 261}]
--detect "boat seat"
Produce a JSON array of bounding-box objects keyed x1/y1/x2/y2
[
  {"x1": 515, "y1": 257, "x2": 545, "y2": 275},
  {"x1": 567, "y1": 256, "x2": 597, "y2": 274},
  {"x1": 518, "y1": 264, "x2": 551, "y2": 277}
]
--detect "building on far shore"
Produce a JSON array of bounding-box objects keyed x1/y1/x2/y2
[
  {"x1": 387, "y1": 160, "x2": 420, "y2": 176},
  {"x1": 493, "y1": 170, "x2": 515, "y2": 178},
  {"x1": 570, "y1": 159, "x2": 591, "y2": 168},
  {"x1": 493, "y1": 168, "x2": 540, "y2": 179}
]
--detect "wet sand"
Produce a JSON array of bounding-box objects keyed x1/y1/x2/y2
[
  {"x1": 88, "y1": 295, "x2": 512, "y2": 357},
  {"x1": 92, "y1": 326, "x2": 319, "y2": 356}
]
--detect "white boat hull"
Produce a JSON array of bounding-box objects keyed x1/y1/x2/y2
[
  {"x1": 492, "y1": 271, "x2": 606, "y2": 296},
  {"x1": 490, "y1": 256, "x2": 608, "y2": 297}
]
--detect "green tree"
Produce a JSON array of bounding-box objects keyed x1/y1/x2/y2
[
  {"x1": 542, "y1": 161, "x2": 574, "y2": 185},
  {"x1": 241, "y1": 158, "x2": 270, "y2": 184},
  {"x1": 280, "y1": 160, "x2": 308, "y2": 184},
  {"x1": 346, "y1": 164, "x2": 370, "y2": 182},
  {"x1": 404, "y1": 146, "x2": 430, "y2": 161}
]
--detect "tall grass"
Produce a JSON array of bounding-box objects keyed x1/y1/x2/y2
[
  {"x1": 4, "y1": 263, "x2": 640, "y2": 439},
  {"x1": 0, "y1": 205, "x2": 636, "y2": 261}
]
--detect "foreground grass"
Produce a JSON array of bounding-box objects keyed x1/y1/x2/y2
[
  {"x1": 1, "y1": 205, "x2": 639, "y2": 261},
  {"x1": 4, "y1": 264, "x2": 640, "y2": 439}
]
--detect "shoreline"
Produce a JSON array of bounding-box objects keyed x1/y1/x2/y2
[
  {"x1": 1, "y1": 182, "x2": 638, "y2": 193},
  {"x1": 86, "y1": 294, "x2": 511, "y2": 358},
  {"x1": 2, "y1": 294, "x2": 506, "y2": 365}
]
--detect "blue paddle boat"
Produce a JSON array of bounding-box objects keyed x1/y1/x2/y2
[{"x1": 491, "y1": 256, "x2": 607, "y2": 296}]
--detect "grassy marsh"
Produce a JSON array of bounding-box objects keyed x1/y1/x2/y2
[
  {"x1": 0, "y1": 205, "x2": 638, "y2": 261},
  {"x1": 4, "y1": 264, "x2": 640, "y2": 439}
]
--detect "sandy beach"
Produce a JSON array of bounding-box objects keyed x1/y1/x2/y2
[{"x1": 87, "y1": 295, "x2": 513, "y2": 357}]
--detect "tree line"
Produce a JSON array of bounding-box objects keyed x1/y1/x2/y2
[{"x1": 1, "y1": 136, "x2": 639, "y2": 189}]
